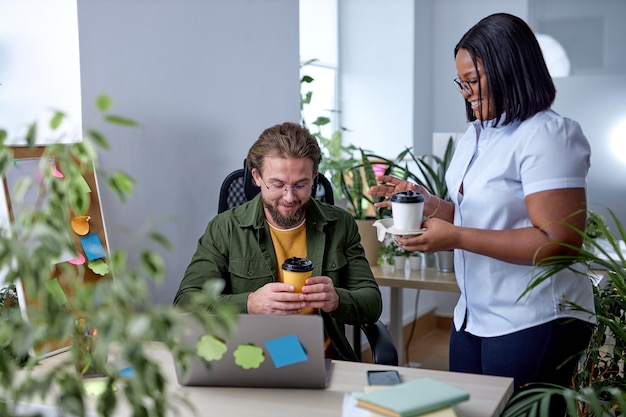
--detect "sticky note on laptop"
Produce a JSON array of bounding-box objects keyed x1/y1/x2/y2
[{"x1": 265, "y1": 334, "x2": 308, "y2": 368}]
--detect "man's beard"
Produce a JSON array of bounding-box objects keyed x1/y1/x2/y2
[{"x1": 263, "y1": 198, "x2": 309, "y2": 229}]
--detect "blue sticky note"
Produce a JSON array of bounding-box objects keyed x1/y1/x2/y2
[
  {"x1": 119, "y1": 367, "x2": 135, "y2": 378},
  {"x1": 264, "y1": 334, "x2": 308, "y2": 368},
  {"x1": 79, "y1": 233, "x2": 106, "y2": 260}
]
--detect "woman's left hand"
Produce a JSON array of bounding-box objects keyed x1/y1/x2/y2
[{"x1": 394, "y1": 217, "x2": 457, "y2": 253}]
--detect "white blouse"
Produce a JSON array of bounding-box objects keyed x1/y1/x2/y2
[{"x1": 446, "y1": 109, "x2": 595, "y2": 337}]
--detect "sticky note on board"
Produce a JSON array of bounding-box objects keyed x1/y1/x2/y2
[
  {"x1": 88, "y1": 259, "x2": 109, "y2": 276},
  {"x1": 71, "y1": 215, "x2": 90, "y2": 235},
  {"x1": 79, "y1": 233, "x2": 106, "y2": 260},
  {"x1": 69, "y1": 253, "x2": 86, "y2": 265},
  {"x1": 264, "y1": 334, "x2": 308, "y2": 368}
]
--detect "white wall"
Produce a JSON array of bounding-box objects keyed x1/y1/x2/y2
[
  {"x1": 338, "y1": 0, "x2": 416, "y2": 157},
  {"x1": 0, "y1": 0, "x2": 83, "y2": 145},
  {"x1": 77, "y1": 0, "x2": 300, "y2": 304}
]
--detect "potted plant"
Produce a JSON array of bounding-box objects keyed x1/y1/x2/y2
[
  {"x1": 409, "y1": 252, "x2": 424, "y2": 271},
  {"x1": 0, "y1": 95, "x2": 237, "y2": 416},
  {"x1": 377, "y1": 238, "x2": 411, "y2": 272},
  {"x1": 503, "y1": 208, "x2": 626, "y2": 417}
]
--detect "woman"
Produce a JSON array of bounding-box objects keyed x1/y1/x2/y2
[{"x1": 370, "y1": 12, "x2": 594, "y2": 402}]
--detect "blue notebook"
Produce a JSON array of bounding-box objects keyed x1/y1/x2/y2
[{"x1": 356, "y1": 377, "x2": 469, "y2": 417}]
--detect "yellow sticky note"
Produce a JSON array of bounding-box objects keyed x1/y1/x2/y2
[{"x1": 71, "y1": 215, "x2": 91, "y2": 235}]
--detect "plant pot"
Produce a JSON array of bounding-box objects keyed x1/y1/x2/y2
[
  {"x1": 357, "y1": 218, "x2": 383, "y2": 267},
  {"x1": 393, "y1": 256, "x2": 406, "y2": 271},
  {"x1": 409, "y1": 253, "x2": 423, "y2": 270},
  {"x1": 423, "y1": 252, "x2": 437, "y2": 269},
  {"x1": 435, "y1": 250, "x2": 454, "y2": 273}
]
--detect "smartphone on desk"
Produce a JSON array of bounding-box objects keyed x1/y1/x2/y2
[{"x1": 366, "y1": 370, "x2": 402, "y2": 386}]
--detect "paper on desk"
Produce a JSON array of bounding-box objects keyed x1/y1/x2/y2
[
  {"x1": 14, "y1": 402, "x2": 101, "y2": 417},
  {"x1": 343, "y1": 390, "x2": 460, "y2": 417},
  {"x1": 342, "y1": 392, "x2": 374, "y2": 417}
]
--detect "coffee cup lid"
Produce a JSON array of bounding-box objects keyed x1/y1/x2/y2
[
  {"x1": 281, "y1": 257, "x2": 314, "y2": 272},
  {"x1": 390, "y1": 190, "x2": 425, "y2": 203}
]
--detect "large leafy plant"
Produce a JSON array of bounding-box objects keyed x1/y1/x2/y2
[
  {"x1": 300, "y1": 60, "x2": 456, "y2": 216},
  {"x1": 504, "y1": 209, "x2": 626, "y2": 417},
  {"x1": 409, "y1": 136, "x2": 455, "y2": 201},
  {"x1": 0, "y1": 95, "x2": 237, "y2": 416}
]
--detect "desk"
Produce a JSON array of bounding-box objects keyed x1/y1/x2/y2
[
  {"x1": 372, "y1": 265, "x2": 459, "y2": 365},
  {"x1": 21, "y1": 342, "x2": 513, "y2": 417}
]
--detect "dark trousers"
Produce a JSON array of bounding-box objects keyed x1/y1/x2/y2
[{"x1": 449, "y1": 317, "x2": 593, "y2": 415}]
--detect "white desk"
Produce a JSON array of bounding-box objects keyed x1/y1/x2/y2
[
  {"x1": 20, "y1": 342, "x2": 513, "y2": 417},
  {"x1": 371, "y1": 265, "x2": 459, "y2": 365}
]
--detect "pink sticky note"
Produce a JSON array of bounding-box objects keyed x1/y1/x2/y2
[{"x1": 69, "y1": 253, "x2": 86, "y2": 265}]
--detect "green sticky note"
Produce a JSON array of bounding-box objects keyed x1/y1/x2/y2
[
  {"x1": 196, "y1": 335, "x2": 227, "y2": 362},
  {"x1": 233, "y1": 344, "x2": 264, "y2": 369},
  {"x1": 83, "y1": 380, "x2": 116, "y2": 396},
  {"x1": 88, "y1": 259, "x2": 109, "y2": 276},
  {"x1": 45, "y1": 278, "x2": 68, "y2": 305}
]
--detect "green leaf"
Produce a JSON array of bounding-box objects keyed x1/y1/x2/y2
[
  {"x1": 149, "y1": 231, "x2": 172, "y2": 250},
  {"x1": 50, "y1": 111, "x2": 65, "y2": 130},
  {"x1": 106, "y1": 172, "x2": 135, "y2": 202},
  {"x1": 87, "y1": 129, "x2": 110, "y2": 150},
  {"x1": 95, "y1": 94, "x2": 113, "y2": 112},
  {"x1": 105, "y1": 114, "x2": 138, "y2": 127},
  {"x1": 26, "y1": 122, "x2": 37, "y2": 147},
  {"x1": 140, "y1": 250, "x2": 166, "y2": 282},
  {"x1": 0, "y1": 129, "x2": 6, "y2": 144},
  {"x1": 312, "y1": 116, "x2": 330, "y2": 127},
  {"x1": 0, "y1": 147, "x2": 12, "y2": 175}
]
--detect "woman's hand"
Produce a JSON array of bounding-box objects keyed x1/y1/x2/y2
[
  {"x1": 369, "y1": 175, "x2": 432, "y2": 209},
  {"x1": 394, "y1": 217, "x2": 456, "y2": 253}
]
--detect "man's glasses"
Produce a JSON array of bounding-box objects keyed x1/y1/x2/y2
[{"x1": 260, "y1": 177, "x2": 312, "y2": 198}]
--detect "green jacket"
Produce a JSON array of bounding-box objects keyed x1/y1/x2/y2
[{"x1": 173, "y1": 195, "x2": 382, "y2": 361}]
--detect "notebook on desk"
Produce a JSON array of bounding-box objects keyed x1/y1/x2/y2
[{"x1": 173, "y1": 313, "x2": 332, "y2": 389}]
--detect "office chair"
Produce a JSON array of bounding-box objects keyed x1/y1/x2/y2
[{"x1": 217, "y1": 160, "x2": 399, "y2": 366}]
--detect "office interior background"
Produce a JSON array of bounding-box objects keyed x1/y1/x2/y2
[{"x1": 1, "y1": 0, "x2": 624, "y2": 337}]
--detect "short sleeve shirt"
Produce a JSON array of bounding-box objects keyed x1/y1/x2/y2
[{"x1": 446, "y1": 109, "x2": 595, "y2": 337}]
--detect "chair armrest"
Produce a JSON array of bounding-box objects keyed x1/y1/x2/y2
[{"x1": 360, "y1": 320, "x2": 399, "y2": 366}]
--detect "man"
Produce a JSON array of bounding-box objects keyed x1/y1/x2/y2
[{"x1": 173, "y1": 122, "x2": 382, "y2": 361}]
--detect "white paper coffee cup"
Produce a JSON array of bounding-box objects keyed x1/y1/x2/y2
[{"x1": 390, "y1": 191, "x2": 425, "y2": 231}]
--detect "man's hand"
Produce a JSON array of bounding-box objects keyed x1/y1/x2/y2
[
  {"x1": 247, "y1": 283, "x2": 306, "y2": 315},
  {"x1": 301, "y1": 276, "x2": 339, "y2": 313}
]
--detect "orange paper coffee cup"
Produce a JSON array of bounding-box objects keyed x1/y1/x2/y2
[{"x1": 281, "y1": 257, "x2": 313, "y2": 292}]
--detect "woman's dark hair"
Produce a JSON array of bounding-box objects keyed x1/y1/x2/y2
[
  {"x1": 454, "y1": 13, "x2": 555, "y2": 126},
  {"x1": 247, "y1": 122, "x2": 322, "y2": 175}
]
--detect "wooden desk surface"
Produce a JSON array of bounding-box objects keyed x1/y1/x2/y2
[
  {"x1": 371, "y1": 265, "x2": 459, "y2": 292},
  {"x1": 21, "y1": 342, "x2": 513, "y2": 417}
]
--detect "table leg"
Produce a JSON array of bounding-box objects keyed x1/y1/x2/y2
[
  {"x1": 389, "y1": 287, "x2": 403, "y2": 365},
  {"x1": 353, "y1": 325, "x2": 361, "y2": 361}
]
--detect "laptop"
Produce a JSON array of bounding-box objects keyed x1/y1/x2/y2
[{"x1": 173, "y1": 313, "x2": 332, "y2": 389}]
